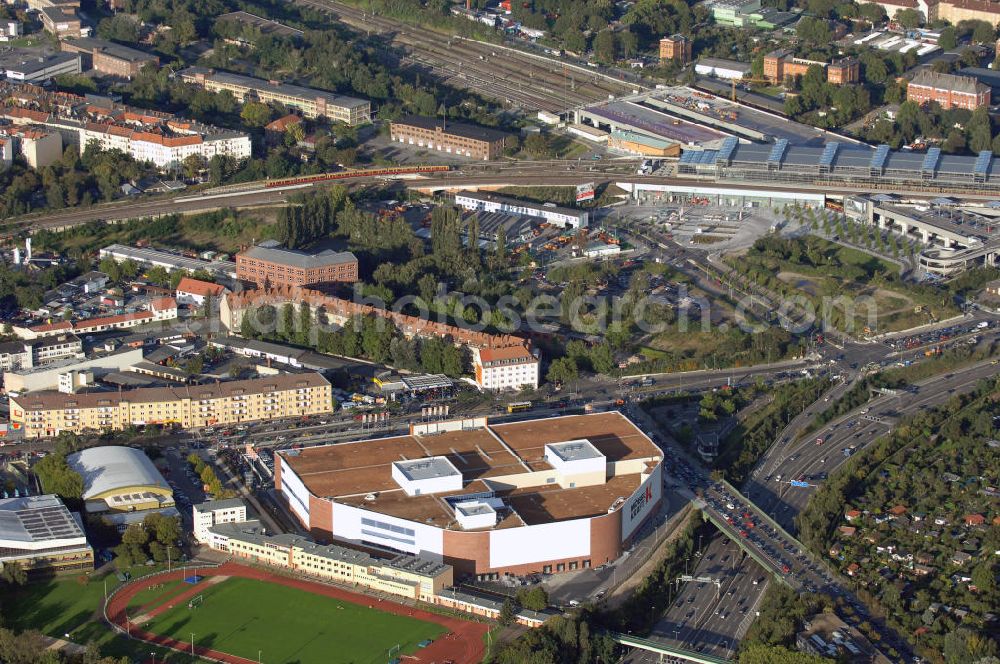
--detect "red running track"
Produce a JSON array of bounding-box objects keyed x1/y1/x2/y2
[{"x1": 105, "y1": 561, "x2": 488, "y2": 664}]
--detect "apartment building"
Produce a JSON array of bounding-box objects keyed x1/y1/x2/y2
[
  {"x1": 921, "y1": 0, "x2": 1000, "y2": 25},
  {"x1": 0, "y1": 334, "x2": 82, "y2": 372},
  {"x1": 222, "y1": 285, "x2": 541, "y2": 390},
  {"x1": 236, "y1": 241, "x2": 359, "y2": 288},
  {"x1": 175, "y1": 277, "x2": 228, "y2": 307},
  {"x1": 1, "y1": 125, "x2": 62, "y2": 168},
  {"x1": 177, "y1": 67, "x2": 371, "y2": 125},
  {"x1": 659, "y1": 34, "x2": 692, "y2": 65},
  {"x1": 9, "y1": 372, "x2": 333, "y2": 438},
  {"x1": 389, "y1": 116, "x2": 511, "y2": 160},
  {"x1": 0, "y1": 341, "x2": 32, "y2": 371},
  {"x1": 207, "y1": 519, "x2": 453, "y2": 602},
  {"x1": 0, "y1": 83, "x2": 250, "y2": 169},
  {"x1": 907, "y1": 69, "x2": 990, "y2": 110},
  {"x1": 472, "y1": 345, "x2": 539, "y2": 391}
]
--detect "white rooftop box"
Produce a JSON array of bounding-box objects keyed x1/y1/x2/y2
[
  {"x1": 391, "y1": 456, "x2": 463, "y2": 496},
  {"x1": 453, "y1": 500, "x2": 498, "y2": 530},
  {"x1": 544, "y1": 439, "x2": 606, "y2": 476}
]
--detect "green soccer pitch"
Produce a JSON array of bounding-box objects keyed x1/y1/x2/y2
[{"x1": 140, "y1": 577, "x2": 446, "y2": 664}]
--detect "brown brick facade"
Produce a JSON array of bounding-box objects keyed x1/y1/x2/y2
[
  {"x1": 235, "y1": 253, "x2": 359, "y2": 288},
  {"x1": 659, "y1": 35, "x2": 692, "y2": 65},
  {"x1": 308, "y1": 494, "x2": 334, "y2": 541},
  {"x1": 389, "y1": 118, "x2": 509, "y2": 161},
  {"x1": 907, "y1": 82, "x2": 989, "y2": 110}
]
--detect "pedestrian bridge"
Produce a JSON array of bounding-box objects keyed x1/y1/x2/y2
[{"x1": 609, "y1": 633, "x2": 731, "y2": 664}]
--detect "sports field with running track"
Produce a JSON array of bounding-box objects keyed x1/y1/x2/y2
[{"x1": 138, "y1": 575, "x2": 445, "y2": 664}]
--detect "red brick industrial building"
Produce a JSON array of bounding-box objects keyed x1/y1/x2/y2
[
  {"x1": 389, "y1": 116, "x2": 511, "y2": 161},
  {"x1": 236, "y1": 241, "x2": 358, "y2": 288},
  {"x1": 906, "y1": 69, "x2": 990, "y2": 110}
]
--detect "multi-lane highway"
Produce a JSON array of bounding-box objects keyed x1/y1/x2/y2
[
  {"x1": 746, "y1": 356, "x2": 1000, "y2": 531},
  {"x1": 631, "y1": 538, "x2": 766, "y2": 662}
]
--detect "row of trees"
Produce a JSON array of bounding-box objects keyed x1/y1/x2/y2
[
  {"x1": 239, "y1": 303, "x2": 469, "y2": 377},
  {"x1": 274, "y1": 187, "x2": 349, "y2": 250},
  {"x1": 0, "y1": 143, "x2": 158, "y2": 220},
  {"x1": 187, "y1": 453, "x2": 234, "y2": 497},
  {"x1": 0, "y1": 628, "x2": 129, "y2": 664},
  {"x1": 33, "y1": 453, "x2": 84, "y2": 504},
  {"x1": 863, "y1": 101, "x2": 1000, "y2": 155},
  {"x1": 714, "y1": 378, "x2": 830, "y2": 485}
]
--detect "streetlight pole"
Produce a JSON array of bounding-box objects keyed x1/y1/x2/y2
[
  {"x1": 190, "y1": 633, "x2": 196, "y2": 656},
  {"x1": 258, "y1": 649, "x2": 262, "y2": 664}
]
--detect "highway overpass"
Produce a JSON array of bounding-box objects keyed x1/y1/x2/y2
[{"x1": 611, "y1": 632, "x2": 732, "y2": 664}]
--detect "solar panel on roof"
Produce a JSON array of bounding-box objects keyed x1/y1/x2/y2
[
  {"x1": 717, "y1": 136, "x2": 738, "y2": 164},
  {"x1": 974, "y1": 150, "x2": 991, "y2": 181},
  {"x1": 921, "y1": 147, "x2": 941, "y2": 173},
  {"x1": 819, "y1": 142, "x2": 839, "y2": 171},
  {"x1": 870, "y1": 144, "x2": 890, "y2": 173},
  {"x1": 767, "y1": 138, "x2": 789, "y2": 165}
]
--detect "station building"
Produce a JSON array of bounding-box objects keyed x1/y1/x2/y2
[
  {"x1": 275, "y1": 412, "x2": 663, "y2": 579},
  {"x1": 608, "y1": 130, "x2": 681, "y2": 157},
  {"x1": 674, "y1": 136, "x2": 1000, "y2": 195}
]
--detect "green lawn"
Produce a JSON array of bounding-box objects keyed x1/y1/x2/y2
[
  {"x1": 127, "y1": 578, "x2": 187, "y2": 611},
  {"x1": 9, "y1": 566, "x2": 199, "y2": 663},
  {"x1": 141, "y1": 577, "x2": 445, "y2": 664}
]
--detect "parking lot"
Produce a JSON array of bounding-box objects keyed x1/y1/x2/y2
[
  {"x1": 162, "y1": 445, "x2": 209, "y2": 528},
  {"x1": 619, "y1": 201, "x2": 784, "y2": 252}
]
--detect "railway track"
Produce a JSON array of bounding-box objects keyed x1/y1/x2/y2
[{"x1": 293, "y1": 0, "x2": 633, "y2": 112}]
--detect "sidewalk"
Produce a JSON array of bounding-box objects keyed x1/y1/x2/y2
[{"x1": 40, "y1": 636, "x2": 86, "y2": 658}]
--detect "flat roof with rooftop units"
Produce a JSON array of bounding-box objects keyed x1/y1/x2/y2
[{"x1": 276, "y1": 412, "x2": 664, "y2": 578}]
